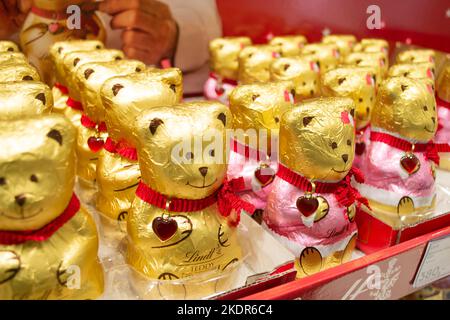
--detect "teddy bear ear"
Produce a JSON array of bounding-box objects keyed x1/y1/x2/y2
[
  {"x1": 149, "y1": 118, "x2": 164, "y2": 135},
  {"x1": 112, "y1": 83, "x2": 124, "y2": 96},
  {"x1": 47, "y1": 129, "x2": 63, "y2": 146},
  {"x1": 217, "y1": 112, "x2": 227, "y2": 126},
  {"x1": 303, "y1": 116, "x2": 314, "y2": 127},
  {"x1": 84, "y1": 68, "x2": 95, "y2": 80}
]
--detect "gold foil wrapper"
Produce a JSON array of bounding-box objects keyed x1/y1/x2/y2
[
  {"x1": 301, "y1": 43, "x2": 340, "y2": 72},
  {"x1": 0, "y1": 62, "x2": 41, "y2": 82},
  {"x1": 397, "y1": 49, "x2": 435, "y2": 64},
  {"x1": 75, "y1": 59, "x2": 146, "y2": 123},
  {"x1": 238, "y1": 45, "x2": 281, "y2": 84},
  {"x1": 229, "y1": 81, "x2": 295, "y2": 152},
  {"x1": 0, "y1": 52, "x2": 28, "y2": 65},
  {"x1": 96, "y1": 69, "x2": 181, "y2": 222},
  {"x1": 270, "y1": 56, "x2": 321, "y2": 100},
  {"x1": 20, "y1": 1, "x2": 106, "y2": 84},
  {"x1": 0, "y1": 81, "x2": 53, "y2": 120},
  {"x1": 345, "y1": 51, "x2": 387, "y2": 79},
  {"x1": 269, "y1": 35, "x2": 307, "y2": 57},
  {"x1": 209, "y1": 37, "x2": 252, "y2": 80},
  {"x1": 280, "y1": 97, "x2": 356, "y2": 181},
  {"x1": 0, "y1": 41, "x2": 19, "y2": 52},
  {"x1": 353, "y1": 38, "x2": 389, "y2": 55},
  {"x1": 388, "y1": 62, "x2": 435, "y2": 80},
  {"x1": 0, "y1": 115, "x2": 103, "y2": 299},
  {"x1": 322, "y1": 34, "x2": 357, "y2": 58},
  {"x1": 437, "y1": 62, "x2": 450, "y2": 102},
  {"x1": 127, "y1": 102, "x2": 241, "y2": 297},
  {"x1": 321, "y1": 66, "x2": 377, "y2": 129},
  {"x1": 372, "y1": 77, "x2": 437, "y2": 142}
]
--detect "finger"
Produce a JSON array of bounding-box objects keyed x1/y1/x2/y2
[
  {"x1": 100, "y1": 0, "x2": 172, "y2": 19},
  {"x1": 110, "y1": 9, "x2": 164, "y2": 33},
  {"x1": 123, "y1": 46, "x2": 161, "y2": 65},
  {"x1": 121, "y1": 30, "x2": 159, "y2": 51}
]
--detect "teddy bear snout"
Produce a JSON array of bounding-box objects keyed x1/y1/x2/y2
[
  {"x1": 15, "y1": 194, "x2": 27, "y2": 207},
  {"x1": 199, "y1": 167, "x2": 208, "y2": 177},
  {"x1": 342, "y1": 154, "x2": 349, "y2": 163}
]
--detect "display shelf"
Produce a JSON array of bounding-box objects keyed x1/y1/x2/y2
[{"x1": 238, "y1": 225, "x2": 450, "y2": 300}]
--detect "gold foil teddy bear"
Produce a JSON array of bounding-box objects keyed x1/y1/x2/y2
[{"x1": 269, "y1": 35, "x2": 307, "y2": 57}]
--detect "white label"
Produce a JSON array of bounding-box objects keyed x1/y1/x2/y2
[{"x1": 413, "y1": 235, "x2": 450, "y2": 288}]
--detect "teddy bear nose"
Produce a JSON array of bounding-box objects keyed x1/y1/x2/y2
[
  {"x1": 199, "y1": 167, "x2": 208, "y2": 177},
  {"x1": 15, "y1": 194, "x2": 27, "y2": 207},
  {"x1": 342, "y1": 154, "x2": 349, "y2": 163},
  {"x1": 310, "y1": 89, "x2": 314, "y2": 95}
]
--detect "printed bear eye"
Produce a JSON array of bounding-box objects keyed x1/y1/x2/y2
[
  {"x1": 302, "y1": 81, "x2": 306, "y2": 86},
  {"x1": 433, "y1": 105, "x2": 436, "y2": 111},
  {"x1": 274, "y1": 116, "x2": 280, "y2": 123},
  {"x1": 423, "y1": 106, "x2": 428, "y2": 111},
  {"x1": 358, "y1": 98, "x2": 363, "y2": 103},
  {"x1": 185, "y1": 152, "x2": 194, "y2": 160},
  {"x1": 347, "y1": 139, "x2": 351, "y2": 146},
  {"x1": 30, "y1": 174, "x2": 38, "y2": 183},
  {"x1": 331, "y1": 142, "x2": 338, "y2": 149},
  {"x1": 0, "y1": 177, "x2": 5, "y2": 186},
  {"x1": 313, "y1": 80, "x2": 317, "y2": 85},
  {"x1": 370, "y1": 96, "x2": 373, "y2": 102},
  {"x1": 209, "y1": 149, "x2": 215, "y2": 157}
]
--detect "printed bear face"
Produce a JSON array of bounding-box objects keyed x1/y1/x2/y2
[
  {"x1": 100, "y1": 69, "x2": 181, "y2": 144},
  {"x1": 437, "y1": 63, "x2": 450, "y2": 102},
  {"x1": 238, "y1": 45, "x2": 281, "y2": 84},
  {"x1": 301, "y1": 43, "x2": 340, "y2": 72},
  {"x1": 388, "y1": 62, "x2": 435, "y2": 81},
  {"x1": 0, "y1": 63, "x2": 41, "y2": 82},
  {"x1": 269, "y1": 36, "x2": 307, "y2": 57},
  {"x1": 49, "y1": 40, "x2": 104, "y2": 86},
  {"x1": 270, "y1": 57, "x2": 321, "y2": 100},
  {"x1": 0, "y1": 41, "x2": 19, "y2": 53},
  {"x1": 62, "y1": 49, "x2": 124, "y2": 101},
  {"x1": 322, "y1": 66, "x2": 377, "y2": 129},
  {"x1": 280, "y1": 97, "x2": 356, "y2": 181},
  {"x1": 0, "y1": 115, "x2": 76, "y2": 231},
  {"x1": 209, "y1": 37, "x2": 252, "y2": 80},
  {"x1": 0, "y1": 81, "x2": 53, "y2": 120},
  {"x1": 229, "y1": 81, "x2": 295, "y2": 152},
  {"x1": 397, "y1": 49, "x2": 435, "y2": 64},
  {"x1": 372, "y1": 77, "x2": 437, "y2": 142},
  {"x1": 74, "y1": 59, "x2": 146, "y2": 123},
  {"x1": 0, "y1": 52, "x2": 27, "y2": 65},
  {"x1": 322, "y1": 35, "x2": 357, "y2": 57},
  {"x1": 135, "y1": 102, "x2": 232, "y2": 199},
  {"x1": 345, "y1": 52, "x2": 387, "y2": 79}
]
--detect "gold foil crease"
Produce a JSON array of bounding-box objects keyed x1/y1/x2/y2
[
  {"x1": 280, "y1": 97, "x2": 356, "y2": 181},
  {"x1": 270, "y1": 56, "x2": 321, "y2": 100},
  {"x1": 321, "y1": 66, "x2": 377, "y2": 129},
  {"x1": 437, "y1": 62, "x2": 450, "y2": 102},
  {"x1": 0, "y1": 62, "x2": 41, "y2": 82},
  {"x1": 209, "y1": 37, "x2": 252, "y2": 80},
  {"x1": 322, "y1": 34, "x2": 357, "y2": 58},
  {"x1": 0, "y1": 41, "x2": 19, "y2": 52},
  {"x1": 127, "y1": 102, "x2": 241, "y2": 297},
  {"x1": 397, "y1": 49, "x2": 435, "y2": 64},
  {"x1": 388, "y1": 62, "x2": 435, "y2": 80},
  {"x1": 372, "y1": 77, "x2": 437, "y2": 142},
  {"x1": 301, "y1": 43, "x2": 340, "y2": 72},
  {"x1": 0, "y1": 81, "x2": 53, "y2": 120},
  {"x1": 345, "y1": 51, "x2": 387, "y2": 79},
  {"x1": 238, "y1": 45, "x2": 281, "y2": 84},
  {"x1": 0, "y1": 115, "x2": 104, "y2": 299},
  {"x1": 0, "y1": 52, "x2": 28, "y2": 65},
  {"x1": 229, "y1": 81, "x2": 295, "y2": 152},
  {"x1": 269, "y1": 35, "x2": 307, "y2": 57}
]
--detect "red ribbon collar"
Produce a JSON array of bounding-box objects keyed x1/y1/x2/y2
[
  {"x1": 370, "y1": 131, "x2": 440, "y2": 165},
  {"x1": 104, "y1": 137, "x2": 138, "y2": 161},
  {"x1": 31, "y1": 6, "x2": 69, "y2": 20},
  {"x1": 276, "y1": 163, "x2": 370, "y2": 209},
  {"x1": 81, "y1": 114, "x2": 107, "y2": 132},
  {"x1": 0, "y1": 194, "x2": 80, "y2": 245},
  {"x1": 54, "y1": 83, "x2": 69, "y2": 95},
  {"x1": 437, "y1": 95, "x2": 450, "y2": 110},
  {"x1": 209, "y1": 72, "x2": 238, "y2": 86},
  {"x1": 66, "y1": 97, "x2": 84, "y2": 111},
  {"x1": 135, "y1": 180, "x2": 255, "y2": 226}
]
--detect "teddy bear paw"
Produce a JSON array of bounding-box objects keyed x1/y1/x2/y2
[
  {"x1": 397, "y1": 196, "x2": 415, "y2": 216},
  {"x1": 299, "y1": 247, "x2": 323, "y2": 276},
  {"x1": 0, "y1": 250, "x2": 21, "y2": 284}
]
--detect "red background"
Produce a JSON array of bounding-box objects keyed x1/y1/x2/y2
[{"x1": 216, "y1": 0, "x2": 450, "y2": 52}]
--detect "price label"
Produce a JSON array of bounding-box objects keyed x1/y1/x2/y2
[{"x1": 413, "y1": 234, "x2": 450, "y2": 288}]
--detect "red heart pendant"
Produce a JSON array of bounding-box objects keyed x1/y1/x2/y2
[
  {"x1": 254, "y1": 165, "x2": 275, "y2": 187},
  {"x1": 215, "y1": 85, "x2": 225, "y2": 96},
  {"x1": 296, "y1": 195, "x2": 319, "y2": 217},
  {"x1": 87, "y1": 136, "x2": 104, "y2": 152},
  {"x1": 355, "y1": 142, "x2": 366, "y2": 155},
  {"x1": 152, "y1": 216, "x2": 178, "y2": 241},
  {"x1": 400, "y1": 153, "x2": 420, "y2": 174}
]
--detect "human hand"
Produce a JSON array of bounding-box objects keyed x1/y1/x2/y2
[
  {"x1": 99, "y1": 0, "x2": 178, "y2": 65},
  {"x1": 0, "y1": 0, "x2": 32, "y2": 38}
]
